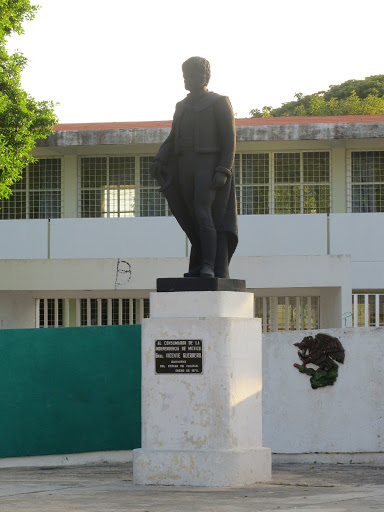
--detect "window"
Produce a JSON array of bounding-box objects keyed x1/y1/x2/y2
[
  {"x1": 37, "y1": 297, "x2": 150, "y2": 327},
  {"x1": 38, "y1": 299, "x2": 64, "y2": 328},
  {"x1": 79, "y1": 157, "x2": 136, "y2": 217},
  {"x1": 78, "y1": 152, "x2": 330, "y2": 218},
  {"x1": 254, "y1": 295, "x2": 320, "y2": 332},
  {"x1": 235, "y1": 153, "x2": 270, "y2": 214},
  {"x1": 236, "y1": 151, "x2": 331, "y2": 215},
  {"x1": 79, "y1": 156, "x2": 170, "y2": 218},
  {"x1": 348, "y1": 151, "x2": 384, "y2": 212},
  {"x1": 352, "y1": 293, "x2": 384, "y2": 327},
  {"x1": 139, "y1": 156, "x2": 168, "y2": 216},
  {"x1": 0, "y1": 158, "x2": 62, "y2": 219}
]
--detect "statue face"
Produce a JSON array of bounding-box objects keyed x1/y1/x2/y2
[{"x1": 183, "y1": 68, "x2": 206, "y2": 93}]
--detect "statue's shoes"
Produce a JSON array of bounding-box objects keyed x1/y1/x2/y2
[
  {"x1": 199, "y1": 264, "x2": 215, "y2": 278},
  {"x1": 183, "y1": 271, "x2": 200, "y2": 278}
]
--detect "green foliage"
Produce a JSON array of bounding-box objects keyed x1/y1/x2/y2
[
  {"x1": 250, "y1": 75, "x2": 384, "y2": 118},
  {"x1": 0, "y1": 0, "x2": 57, "y2": 200}
]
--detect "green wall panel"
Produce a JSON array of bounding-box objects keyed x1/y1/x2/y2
[{"x1": 0, "y1": 325, "x2": 141, "y2": 458}]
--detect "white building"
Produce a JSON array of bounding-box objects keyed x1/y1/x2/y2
[{"x1": 1, "y1": 115, "x2": 384, "y2": 331}]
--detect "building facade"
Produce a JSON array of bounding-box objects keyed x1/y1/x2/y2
[{"x1": 1, "y1": 115, "x2": 384, "y2": 331}]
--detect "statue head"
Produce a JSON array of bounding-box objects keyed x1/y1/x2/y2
[{"x1": 182, "y1": 57, "x2": 211, "y2": 93}]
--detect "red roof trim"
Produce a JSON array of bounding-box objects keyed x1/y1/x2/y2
[{"x1": 53, "y1": 115, "x2": 384, "y2": 132}]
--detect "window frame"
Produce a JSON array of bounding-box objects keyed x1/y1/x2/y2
[
  {"x1": 0, "y1": 157, "x2": 63, "y2": 220},
  {"x1": 235, "y1": 150, "x2": 332, "y2": 215},
  {"x1": 78, "y1": 154, "x2": 171, "y2": 218},
  {"x1": 347, "y1": 150, "x2": 384, "y2": 213}
]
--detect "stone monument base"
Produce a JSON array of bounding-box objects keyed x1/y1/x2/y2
[
  {"x1": 133, "y1": 448, "x2": 271, "y2": 487},
  {"x1": 133, "y1": 291, "x2": 271, "y2": 487}
]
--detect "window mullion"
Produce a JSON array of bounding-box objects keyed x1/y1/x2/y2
[
  {"x1": 300, "y1": 151, "x2": 304, "y2": 214},
  {"x1": 117, "y1": 161, "x2": 121, "y2": 218},
  {"x1": 106, "y1": 157, "x2": 110, "y2": 217},
  {"x1": 346, "y1": 150, "x2": 352, "y2": 213},
  {"x1": 135, "y1": 156, "x2": 141, "y2": 217},
  {"x1": 270, "y1": 152, "x2": 274, "y2": 215},
  {"x1": 26, "y1": 164, "x2": 30, "y2": 219},
  {"x1": 239, "y1": 153, "x2": 243, "y2": 215}
]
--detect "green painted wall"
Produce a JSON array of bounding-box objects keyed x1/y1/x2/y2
[{"x1": 0, "y1": 325, "x2": 141, "y2": 458}]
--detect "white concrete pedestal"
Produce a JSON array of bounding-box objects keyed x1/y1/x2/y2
[{"x1": 133, "y1": 291, "x2": 271, "y2": 487}]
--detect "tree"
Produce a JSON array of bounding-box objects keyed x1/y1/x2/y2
[
  {"x1": 250, "y1": 75, "x2": 384, "y2": 118},
  {"x1": 0, "y1": 0, "x2": 57, "y2": 200}
]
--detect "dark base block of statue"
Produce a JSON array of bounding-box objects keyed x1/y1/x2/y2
[{"x1": 157, "y1": 277, "x2": 246, "y2": 293}]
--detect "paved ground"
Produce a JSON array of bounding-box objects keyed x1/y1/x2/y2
[{"x1": 0, "y1": 462, "x2": 383, "y2": 511}]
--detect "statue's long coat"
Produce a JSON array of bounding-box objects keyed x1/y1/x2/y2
[{"x1": 154, "y1": 92, "x2": 238, "y2": 265}]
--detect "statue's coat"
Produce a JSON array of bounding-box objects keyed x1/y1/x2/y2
[{"x1": 155, "y1": 92, "x2": 238, "y2": 265}]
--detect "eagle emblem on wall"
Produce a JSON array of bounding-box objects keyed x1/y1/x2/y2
[{"x1": 293, "y1": 333, "x2": 345, "y2": 389}]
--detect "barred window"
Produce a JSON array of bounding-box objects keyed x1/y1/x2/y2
[
  {"x1": 254, "y1": 296, "x2": 320, "y2": 332},
  {"x1": 235, "y1": 153, "x2": 270, "y2": 214},
  {"x1": 79, "y1": 157, "x2": 135, "y2": 217},
  {"x1": 348, "y1": 151, "x2": 384, "y2": 212},
  {"x1": 38, "y1": 299, "x2": 64, "y2": 327},
  {"x1": 139, "y1": 156, "x2": 169, "y2": 217},
  {"x1": 37, "y1": 297, "x2": 150, "y2": 327},
  {"x1": 274, "y1": 152, "x2": 330, "y2": 214},
  {"x1": 352, "y1": 293, "x2": 384, "y2": 327},
  {"x1": 79, "y1": 156, "x2": 172, "y2": 218},
  {"x1": 236, "y1": 151, "x2": 331, "y2": 215},
  {"x1": 0, "y1": 158, "x2": 62, "y2": 219}
]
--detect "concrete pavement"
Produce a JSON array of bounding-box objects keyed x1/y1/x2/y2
[{"x1": 0, "y1": 462, "x2": 383, "y2": 511}]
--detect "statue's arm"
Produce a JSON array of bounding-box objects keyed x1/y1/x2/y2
[
  {"x1": 211, "y1": 96, "x2": 236, "y2": 189},
  {"x1": 150, "y1": 110, "x2": 177, "y2": 180},
  {"x1": 154, "y1": 124, "x2": 176, "y2": 164},
  {"x1": 215, "y1": 96, "x2": 236, "y2": 176}
]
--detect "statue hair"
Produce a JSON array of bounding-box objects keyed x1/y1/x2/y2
[{"x1": 182, "y1": 57, "x2": 211, "y2": 87}]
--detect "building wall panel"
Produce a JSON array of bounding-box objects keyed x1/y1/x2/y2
[
  {"x1": 237, "y1": 214, "x2": 327, "y2": 256},
  {"x1": 50, "y1": 217, "x2": 186, "y2": 259},
  {"x1": 0, "y1": 220, "x2": 48, "y2": 259}
]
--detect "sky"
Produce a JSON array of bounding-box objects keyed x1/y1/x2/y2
[{"x1": 6, "y1": 0, "x2": 384, "y2": 124}]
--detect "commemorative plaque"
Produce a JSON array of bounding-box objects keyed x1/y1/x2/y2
[{"x1": 155, "y1": 340, "x2": 203, "y2": 374}]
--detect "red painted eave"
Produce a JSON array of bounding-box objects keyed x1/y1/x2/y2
[{"x1": 53, "y1": 115, "x2": 384, "y2": 132}]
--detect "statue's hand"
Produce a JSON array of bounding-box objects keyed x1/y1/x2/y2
[
  {"x1": 150, "y1": 160, "x2": 162, "y2": 181},
  {"x1": 211, "y1": 171, "x2": 228, "y2": 190}
]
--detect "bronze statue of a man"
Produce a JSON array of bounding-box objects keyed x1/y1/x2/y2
[{"x1": 151, "y1": 57, "x2": 238, "y2": 278}]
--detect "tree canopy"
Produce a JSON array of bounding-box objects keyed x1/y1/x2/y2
[
  {"x1": 0, "y1": 0, "x2": 57, "y2": 200},
  {"x1": 250, "y1": 75, "x2": 384, "y2": 118}
]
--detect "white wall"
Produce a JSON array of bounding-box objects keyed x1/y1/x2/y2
[
  {"x1": 329, "y1": 213, "x2": 384, "y2": 289},
  {"x1": 263, "y1": 327, "x2": 384, "y2": 454},
  {"x1": 0, "y1": 220, "x2": 48, "y2": 259},
  {"x1": 0, "y1": 292, "x2": 36, "y2": 329},
  {"x1": 50, "y1": 217, "x2": 186, "y2": 259},
  {"x1": 237, "y1": 214, "x2": 327, "y2": 256},
  {"x1": 0, "y1": 254, "x2": 350, "y2": 292}
]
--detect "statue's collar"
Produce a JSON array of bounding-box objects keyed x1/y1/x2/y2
[{"x1": 179, "y1": 91, "x2": 220, "y2": 113}]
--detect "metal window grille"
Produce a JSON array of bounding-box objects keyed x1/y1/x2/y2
[
  {"x1": 37, "y1": 299, "x2": 64, "y2": 328},
  {"x1": 36, "y1": 298, "x2": 150, "y2": 327},
  {"x1": 0, "y1": 159, "x2": 62, "y2": 219},
  {"x1": 352, "y1": 293, "x2": 384, "y2": 327},
  {"x1": 235, "y1": 153, "x2": 270, "y2": 214},
  {"x1": 79, "y1": 155, "x2": 172, "y2": 218},
  {"x1": 235, "y1": 151, "x2": 330, "y2": 215},
  {"x1": 139, "y1": 156, "x2": 169, "y2": 217},
  {"x1": 347, "y1": 151, "x2": 384, "y2": 213},
  {"x1": 109, "y1": 157, "x2": 136, "y2": 217},
  {"x1": 79, "y1": 157, "x2": 136, "y2": 218},
  {"x1": 274, "y1": 152, "x2": 331, "y2": 214},
  {"x1": 78, "y1": 298, "x2": 149, "y2": 326},
  {"x1": 254, "y1": 296, "x2": 320, "y2": 332}
]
